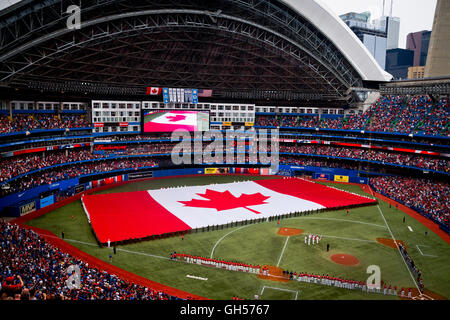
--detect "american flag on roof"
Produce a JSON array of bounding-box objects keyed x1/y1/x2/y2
[{"x1": 198, "y1": 89, "x2": 213, "y2": 97}]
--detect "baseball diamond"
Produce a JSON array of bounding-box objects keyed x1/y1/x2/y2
[{"x1": 0, "y1": 0, "x2": 448, "y2": 309}]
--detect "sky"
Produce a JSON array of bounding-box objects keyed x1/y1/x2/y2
[
  {"x1": 0, "y1": 0, "x2": 438, "y2": 48},
  {"x1": 320, "y1": 0, "x2": 437, "y2": 48}
]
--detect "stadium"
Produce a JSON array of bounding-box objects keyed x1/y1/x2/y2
[{"x1": 0, "y1": 0, "x2": 449, "y2": 306}]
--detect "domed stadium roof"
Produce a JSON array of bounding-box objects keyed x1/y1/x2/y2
[{"x1": 0, "y1": 0, "x2": 391, "y2": 100}]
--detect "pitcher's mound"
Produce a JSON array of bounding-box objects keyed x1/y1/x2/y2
[
  {"x1": 330, "y1": 254, "x2": 359, "y2": 266},
  {"x1": 258, "y1": 265, "x2": 290, "y2": 283},
  {"x1": 377, "y1": 238, "x2": 406, "y2": 250},
  {"x1": 278, "y1": 228, "x2": 303, "y2": 236}
]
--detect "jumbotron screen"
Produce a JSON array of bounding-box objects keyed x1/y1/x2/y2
[{"x1": 142, "y1": 110, "x2": 210, "y2": 133}]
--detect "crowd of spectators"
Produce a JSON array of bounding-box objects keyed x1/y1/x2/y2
[
  {"x1": 0, "y1": 149, "x2": 101, "y2": 183},
  {"x1": 96, "y1": 133, "x2": 173, "y2": 142},
  {"x1": 255, "y1": 95, "x2": 449, "y2": 136},
  {"x1": 367, "y1": 96, "x2": 449, "y2": 136},
  {"x1": 370, "y1": 176, "x2": 449, "y2": 228},
  {"x1": 1, "y1": 141, "x2": 447, "y2": 193},
  {"x1": 0, "y1": 114, "x2": 90, "y2": 134},
  {"x1": 256, "y1": 115, "x2": 318, "y2": 128},
  {"x1": 1, "y1": 157, "x2": 160, "y2": 196},
  {"x1": 279, "y1": 156, "x2": 367, "y2": 171},
  {"x1": 279, "y1": 144, "x2": 449, "y2": 172},
  {"x1": 0, "y1": 220, "x2": 180, "y2": 300},
  {"x1": 364, "y1": 95, "x2": 406, "y2": 133},
  {"x1": 95, "y1": 140, "x2": 445, "y2": 174},
  {"x1": 95, "y1": 143, "x2": 176, "y2": 156}
]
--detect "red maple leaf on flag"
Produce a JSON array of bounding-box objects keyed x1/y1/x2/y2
[
  {"x1": 179, "y1": 189, "x2": 270, "y2": 214},
  {"x1": 166, "y1": 115, "x2": 186, "y2": 122}
]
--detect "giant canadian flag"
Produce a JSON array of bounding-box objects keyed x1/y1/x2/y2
[{"x1": 81, "y1": 178, "x2": 376, "y2": 243}]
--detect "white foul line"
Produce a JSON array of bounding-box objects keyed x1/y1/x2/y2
[
  {"x1": 367, "y1": 186, "x2": 420, "y2": 292},
  {"x1": 277, "y1": 236, "x2": 290, "y2": 267},
  {"x1": 416, "y1": 245, "x2": 424, "y2": 255}
]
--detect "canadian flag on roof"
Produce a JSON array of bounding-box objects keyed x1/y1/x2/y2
[
  {"x1": 81, "y1": 178, "x2": 376, "y2": 244},
  {"x1": 146, "y1": 87, "x2": 162, "y2": 95}
]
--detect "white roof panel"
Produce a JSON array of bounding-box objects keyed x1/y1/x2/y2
[
  {"x1": 0, "y1": 0, "x2": 23, "y2": 11},
  {"x1": 281, "y1": 0, "x2": 392, "y2": 82}
]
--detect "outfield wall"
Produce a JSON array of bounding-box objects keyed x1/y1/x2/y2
[{"x1": 278, "y1": 164, "x2": 371, "y2": 184}]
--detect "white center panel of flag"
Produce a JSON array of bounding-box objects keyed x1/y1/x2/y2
[{"x1": 147, "y1": 181, "x2": 325, "y2": 229}]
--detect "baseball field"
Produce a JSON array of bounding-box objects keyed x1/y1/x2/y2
[{"x1": 24, "y1": 175, "x2": 450, "y2": 300}]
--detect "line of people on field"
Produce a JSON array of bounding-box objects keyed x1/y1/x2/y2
[
  {"x1": 304, "y1": 233, "x2": 322, "y2": 246},
  {"x1": 170, "y1": 252, "x2": 261, "y2": 274},
  {"x1": 398, "y1": 243, "x2": 424, "y2": 293}
]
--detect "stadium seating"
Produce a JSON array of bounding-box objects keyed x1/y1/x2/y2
[
  {"x1": 370, "y1": 176, "x2": 449, "y2": 228},
  {"x1": 0, "y1": 93, "x2": 448, "y2": 278},
  {"x1": 0, "y1": 220, "x2": 179, "y2": 300},
  {"x1": 1, "y1": 158, "x2": 159, "y2": 196},
  {"x1": 278, "y1": 145, "x2": 448, "y2": 172},
  {"x1": 1, "y1": 139, "x2": 447, "y2": 197},
  {"x1": 255, "y1": 95, "x2": 449, "y2": 137},
  {"x1": 0, "y1": 149, "x2": 100, "y2": 183},
  {"x1": 0, "y1": 114, "x2": 91, "y2": 134}
]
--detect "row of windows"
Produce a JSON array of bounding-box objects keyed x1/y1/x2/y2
[
  {"x1": 254, "y1": 106, "x2": 345, "y2": 114},
  {"x1": 322, "y1": 109, "x2": 345, "y2": 115},
  {"x1": 211, "y1": 118, "x2": 254, "y2": 123},
  {"x1": 143, "y1": 102, "x2": 209, "y2": 109},
  {"x1": 142, "y1": 102, "x2": 256, "y2": 112},
  {"x1": 93, "y1": 117, "x2": 140, "y2": 123},
  {"x1": 94, "y1": 126, "x2": 140, "y2": 133},
  {"x1": 210, "y1": 105, "x2": 254, "y2": 111},
  {"x1": 91, "y1": 101, "x2": 346, "y2": 115},
  {"x1": 210, "y1": 112, "x2": 253, "y2": 118},
  {"x1": 93, "y1": 111, "x2": 140, "y2": 117},
  {"x1": 92, "y1": 102, "x2": 140, "y2": 109},
  {"x1": 209, "y1": 124, "x2": 252, "y2": 130},
  {"x1": 3, "y1": 101, "x2": 87, "y2": 111},
  {"x1": 1, "y1": 100, "x2": 344, "y2": 116}
]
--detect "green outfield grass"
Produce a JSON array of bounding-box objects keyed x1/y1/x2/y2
[{"x1": 25, "y1": 175, "x2": 450, "y2": 300}]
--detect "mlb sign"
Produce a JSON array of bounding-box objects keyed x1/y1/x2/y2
[{"x1": 20, "y1": 201, "x2": 36, "y2": 215}]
